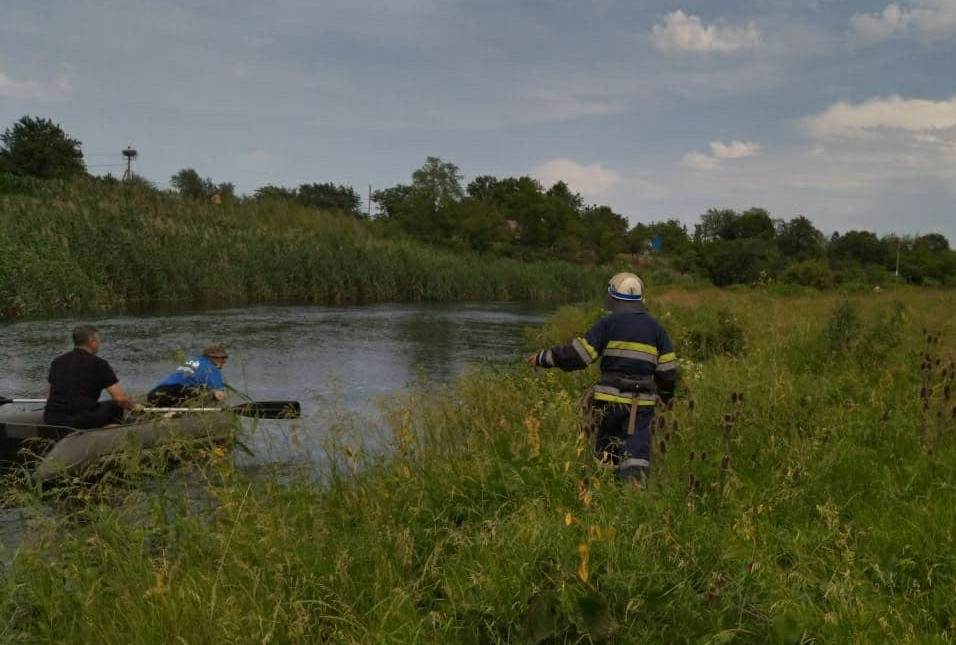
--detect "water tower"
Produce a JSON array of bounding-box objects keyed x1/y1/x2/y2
[{"x1": 122, "y1": 146, "x2": 138, "y2": 181}]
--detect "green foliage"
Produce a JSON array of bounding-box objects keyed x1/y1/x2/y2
[
  {"x1": 296, "y1": 182, "x2": 362, "y2": 215},
  {"x1": 170, "y1": 168, "x2": 233, "y2": 201},
  {"x1": 777, "y1": 215, "x2": 825, "y2": 261},
  {"x1": 829, "y1": 230, "x2": 890, "y2": 266},
  {"x1": 0, "y1": 172, "x2": 45, "y2": 196},
  {"x1": 700, "y1": 238, "x2": 783, "y2": 286},
  {"x1": 0, "y1": 115, "x2": 86, "y2": 179},
  {"x1": 580, "y1": 205, "x2": 627, "y2": 263},
  {"x1": 253, "y1": 184, "x2": 297, "y2": 201},
  {"x1": 0, "y1": 180, "x2": 604, "y2": 317},
  {"x1": 822, "y1": 299, "x2": 861, "y2": 353},
  {"x1": 4, "y1": 289, "x2": 953, "y2": 642},
  {"x1": 676, "y1": 307, "x2": 746, "y2": 361},
  {"x1": 781, "y1": 258, "x2": 835, "y2": 290},
  {"x1": 372, "y1": 160, "x2": 627, "y2": 263}
]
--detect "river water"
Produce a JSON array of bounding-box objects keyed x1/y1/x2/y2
[{"x1": 0, "y1": 302, "x2": 551, "y2": 467}]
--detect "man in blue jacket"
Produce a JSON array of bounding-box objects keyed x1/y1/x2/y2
[
  {"x1": 527, "y1": 273, "x2": 677, "y2": 482},
  {"x1": 147, "y1": 343, "x2": 229, "y2": 407}
]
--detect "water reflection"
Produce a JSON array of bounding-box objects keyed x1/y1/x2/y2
[{"x1": 0, "y1": 303, "x2": 550, "y2": 465}]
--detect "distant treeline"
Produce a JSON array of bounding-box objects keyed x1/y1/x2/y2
[{"x1": 2, "y1": 114, "x2": 954, "y2": 289}]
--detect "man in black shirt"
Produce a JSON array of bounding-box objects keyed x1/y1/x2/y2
[{"x1": 44, "y1": 324, "x2": 138, "y2": 429}]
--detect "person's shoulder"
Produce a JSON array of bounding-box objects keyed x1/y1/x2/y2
[
  {"x1": 89, "y1": 353, "x2": 113, "y2": 368},
  {"x1": 51, "y1": 349, "x2": 78, "y2": 365}
]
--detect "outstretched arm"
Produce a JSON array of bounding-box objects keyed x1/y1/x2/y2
[{"x1": 528, "y1": 319, "x2": 606, "y2": 372}]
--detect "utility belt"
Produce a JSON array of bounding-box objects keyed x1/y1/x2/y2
[{"x1": 591, "y1": 373, "x2": 658, "y2": 436}]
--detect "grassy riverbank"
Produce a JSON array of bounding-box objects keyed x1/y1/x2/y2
[
  {"x1": 2, "y1": 286, "x2": 955, "y2": 642},
  {"x1": 0, "y1": 179, "x2": 604, "y2": 318}
]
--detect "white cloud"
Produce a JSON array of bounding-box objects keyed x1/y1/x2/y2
[
  {"x1": 806, "y1": 94, "x2": 956, "y2": 137},
  {"x1": 850, "y1": 0, "x2": 956, "y2": 45},
  {"x1": 0, "y1": 69, "x2": 72, "y2": 99},
  {"x1": 680, "y1": 151, "x2": 721, "y2": 171},
  {"x1": 651, "y1": 10, "x2": 761, "y2": 55},
  {"x1": 681, "y1": 140, "x2": 762, "y2": 170},
  {"x1": 710, "y1": 140, "x2": 762, "y2": 159},
  {"x1": 532, "y1": 158, "x2": 622, "y2": 196}
]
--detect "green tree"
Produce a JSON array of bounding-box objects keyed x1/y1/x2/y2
[
  {"x1": 0, "y1": 115, "x2": 86, "y2": 179},
  {"x1": 828, "y1": 230, "x2": 890, "y2": 266},
  {"x1": 731, "y1": 208, "x2": 776, "y2": 240},
  {"x1": 411, "y1": 156, "x2": 464, "y2": 208},
  {"x1": 372, "y1": 184, "x2": 414, "y2": 219},
  {"x1": 466, "y1": 175, "x2": 500, "y2": 201},
  {"x1": 297, "y1": 182, "x2": 362, "y2": 215},
  {"x1": 700, "y1": 238, "x2": 783, "y2": 286},
  {"x1": 450, "y1": 198, "x2": 506, "y2": 252},
  {"x1": 546, "y1": 181, "x2": 584, "y2": 213},
  {"x1": 581, "y1": 205, "x2": 627, "y2": 263},
  {"x1": 778, "y1": 215, "x2": 825, "y2": 260},
  {"x1": 899, "y1": 233, "x2": 956, "y2": 284},
  {"x1": 694, "y1": 208, "x2": 738, "y2": 242},
  {"x1": 254, "y1": 185, "x2": 297, "y2": 201},
  {"x1": 170, "y1": 168, "x2": 233, "y2": 201},
  {"x1": 484, "y1": 176, "x2": 577, "y2": 251},
  {"x1": 171, "y1": 168, "x2": 214, "y2": 200}
]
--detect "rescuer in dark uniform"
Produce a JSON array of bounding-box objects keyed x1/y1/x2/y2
[
  {"x1": 44, "y1": 324, "x2": 139, "y2": 429},
  {"x1": 527, "y1": 273, "x2": 677, "y2": 482}
]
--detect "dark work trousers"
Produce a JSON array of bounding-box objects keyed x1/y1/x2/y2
[
  {"x1": 44, "y1": 401, "x2": 125, "y2": 430},
  {"x1": 593, "y1": 402, "x2": 654, "y2": 469},
  {"x1": 147, "y1": 385, "x2": 201, "y2": 407}
]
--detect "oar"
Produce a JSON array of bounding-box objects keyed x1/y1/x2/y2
[
  {"x1": 0, "y1": 396, "x2": 46, "y2": 406},
  {"x1": 142, "y1": 401, "x2": 301, "y2": 419}
]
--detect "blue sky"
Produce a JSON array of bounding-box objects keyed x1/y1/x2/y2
[{"x1": 2, "y1": 0, "x2": 955, "y2": 239}]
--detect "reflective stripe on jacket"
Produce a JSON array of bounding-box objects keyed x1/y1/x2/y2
[{"x1": 535, "y1": 302, "x2": 677, "y2": 404}]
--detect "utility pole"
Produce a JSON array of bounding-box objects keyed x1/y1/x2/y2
[
  {"x1": 122, "y1": 146, "x2": 138, "y2": 182},
  {"x1": 368, "y1": 184, "x2": 372, "y2": 218}
]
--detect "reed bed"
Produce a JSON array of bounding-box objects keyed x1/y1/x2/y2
[
  {"x1": 0, "y1": 180, "x2": 603, "y2": 318},
  {"x1": 1, "y1": 287, "x2": 955, "y2": 643}
]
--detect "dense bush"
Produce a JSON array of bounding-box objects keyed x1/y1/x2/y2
[{"x1": 781, "y1": 258, "x2": 836, "y2": 289}]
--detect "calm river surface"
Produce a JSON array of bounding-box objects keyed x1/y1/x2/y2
[{"x1": 0, "y1": 302, "x2": 551, "y2": 466}]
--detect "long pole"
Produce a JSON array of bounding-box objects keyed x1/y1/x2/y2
[{"x1": 367, "y1": 184, "x2": 372, "y2": 218}]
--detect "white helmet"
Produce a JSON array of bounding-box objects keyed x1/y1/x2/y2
[{"x1": 608, "y1": 272, "x2": 644, "y2": 301}]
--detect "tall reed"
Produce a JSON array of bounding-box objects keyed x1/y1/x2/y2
[
  {"x1": 0, "y1": 180, "x2": 604, "y2": 318},
  {"x1": 1, "y1": 286, "x2": 954, "y2": 643}
]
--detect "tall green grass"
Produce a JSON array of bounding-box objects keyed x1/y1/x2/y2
[
  {"x1": 0, "y1": 179, "x2": 604, "y2": 317},
  {"x1": 2, "y1": 287, "x2": 955, "y2": 643}
]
